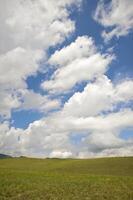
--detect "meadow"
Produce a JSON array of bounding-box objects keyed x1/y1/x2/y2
[{"x1": 0, "y1": 157, "x2": 133, "y2": 200}]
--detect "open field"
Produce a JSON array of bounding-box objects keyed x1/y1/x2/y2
[{"x1": 0, "y1": 157, "x2": 133, "y2": 200}]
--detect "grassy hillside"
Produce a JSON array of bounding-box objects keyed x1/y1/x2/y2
[{"x1": 0, "y1": 157, "x2": 133, "y2": 200}]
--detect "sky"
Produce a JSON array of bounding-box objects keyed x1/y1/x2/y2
[{"x1": 0, "y1": 0, "x2": 133, "y2": 158}]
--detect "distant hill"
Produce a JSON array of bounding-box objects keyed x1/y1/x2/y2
[{"x1": 0, "y1": 154, "x2": 12, "y2": 159}]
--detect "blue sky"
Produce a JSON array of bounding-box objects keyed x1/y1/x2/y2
[{"x1": 0, "y1": 0, "x2": 133, "y2": 158}]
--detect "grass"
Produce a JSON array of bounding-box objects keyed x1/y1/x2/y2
[{"x1": 0, "y1": 157, "x2": 133, "y2": 200}]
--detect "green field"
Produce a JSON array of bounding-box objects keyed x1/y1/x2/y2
[{"x1": 0, "y1": 157, "x2": 133, "y2": 200}]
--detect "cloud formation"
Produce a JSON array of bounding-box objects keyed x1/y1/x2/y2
[
  {"x1": 0, "y1": 0, "x2": 133, "y2": 158},
  {"x1": 42, "y1": 36, "x2": 113, "y2": 92},
  {"x1": 94, "y1": 0, "x2": 133, "y2": 41},
  {"x1": 63, "y1": 76, "x2": 133, "y2": 117},
  {"x1": 0, "y1": 108, "x2": 133, "y2": 158},
  {"x1": 0, "y1": 0, "x2": 80, "y2": 118}
]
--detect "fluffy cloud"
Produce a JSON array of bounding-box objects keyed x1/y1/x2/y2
[
  {"x1": 63, "y1": 76, "x2": 133, "y2": 117},
  {"x1": 0, "y1": 48, "x2": 43, "y2": 89},
  {"x1": 0, "y1": 109, "x2": 133, "y2": 157},
  {"x1": 0, "y1": 0, "x2": 80, "y2": 119},
  {"x1": 0, "y1": 121, "x2": 24, "y2": 156},
  {"x1": 23, "y1": 109, "x2": 133, "y2": 157},
  {"x1": 42, "y1": 36, "x2": 113, "y2": 92},
  {"x1": 115, "y1": 80, "x2": 133, "y2": 101},
  {"x1": 0, "y1": 87, "x2": 60, "y2": 119},
  {"x1": 0, "y1": 89, "x2": 21, "y2": 119},
  {"x1": 94, "y1": 0, "x2": 133, "y2": 41},
  {"x1": 20, "y1": 89, "x2": 60, "y2": 112},
  {"x1": 0, "y1": 0, "x2": 80, "y2": 53},
  {"x1": 48, "y1": 36, "x2": 96, "y2": 67},
  {"x1": 0, "y1": 0, "x2": 133, "y2": 158}
]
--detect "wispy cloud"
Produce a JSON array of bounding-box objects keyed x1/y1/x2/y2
[{"x1": 94, "y1": 0, "x2": 133, "y2": 42}]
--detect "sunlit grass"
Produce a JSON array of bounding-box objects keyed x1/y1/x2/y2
[{"x1": 0, "y1": 157, "x2": 133, "y2": 200}]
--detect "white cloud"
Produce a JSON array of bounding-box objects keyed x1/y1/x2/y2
[
  {"x1": 0, "y1": 47, "x2": 43, "y2": 89},
  {"x1": 0, "y1": 0, "x2": 80, "y2": 119},
  {"x1": 49, "y1": 36, "x2": 95, "y2": 67},
  {"x1": 0, "y1": 0, "x2": 80, "y2": 53},
  {"x1": 42, "y1": 36, "x2": 113, "y2": 92},
  {"x1": 20, "y1": 89, "x2": 60, "y2": 112},
  {"x1": 0, "y1": 89, "x2": 21, "y2": 119},
  {"x1": 49, "y1": 151, "x2": 72, "y2": 158},
  {"x1": 115, "y1": 80, "x2": 133, "y2": 101},
  {"x1": 63, "y1": 76, "x2": 133, "y2": 117},
  {"x1": 0, "y1": 121, "x2": 25, "y2": 156},
  {"x1": 94, "y1": 0, "x2": 133, "y2": 41},
  {"x1": 63, "y1": 75, "x2": 114, "y2": 117},
  {"x1": 0, "y1": 0, "x2": 132, "y2": 158},
  {"x1": 0, "y1": 20, "x2": 45, "y2": 118},
  {"x1": 0, "y1": 87, "x2": 60, "y2": 119},
  {"x1": 1, "y1": 71, "x2": 133, "y2": 157},
  {"x1": 0, "y1": 108, "x2": 133, "y2": 158}
]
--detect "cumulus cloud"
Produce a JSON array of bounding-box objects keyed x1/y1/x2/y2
[
  {"x1": 19, "y1": 89, "x2": 60, "y2": 112},
  {"x1": 42, "y1": 36, "x2": 113, "y2": 92},
  {"x1": 0, "y1": 48, "x2": 43, "y2": 89},
  {"x1": 94, "y1": 0, "x2": 133, "y2": 41},
  {"x1": 24, "y1": 109, "x2": 133, "y2": 157},
  {"x1": 63, "y1": 76, "x2": 133, "y2": 117},
  {"x1": 0, "y1": 0, "x2": 133, "y2": 158},
  {"x1": 0, "y1": 121, "x2": 25, "y2": 156},
  {"x1": 0, "y1": 0, "x2": 80, "y2": 53},
  {"x1": 0, "y1": 105, "x2": 133, "y2": 157},
  {"x1": 0, "y1": 0, "x2": 80, "y2": 119},
  {"x1": 0, "y1": 89, "x2": 21, "y2": 119},
  {"x1": 48, "y1": 36, "x2": 96, "y2": 67}
]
